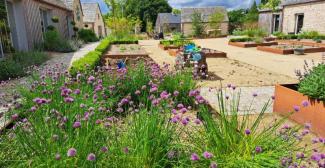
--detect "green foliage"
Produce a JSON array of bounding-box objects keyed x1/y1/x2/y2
[
  {"x1": 261, "y1": 0, "x2": 281, "y2": 10},
  {"x1": 51, "y1": 16, "x2": 59, "y2": 23},
  {"x1": 228, "y1": 9, "x2": 247, "y2": 34},
  {"x1": 0, "y1": 51, "x2": 48, "y2": 80},
  {"x1": 273, "y1": 31, "x2": 325, "y2": 40},
  {"x1": 78, "y1": 29, "x2": 99, "y2": 42},
  {"x1": 232, "y1": 28, "x2": 267, "y2": 38},
  {"x1": 245, "y1": 1, "x2": 259, "y2": 23},
  {"x1": 146, "y1": 20, "x2": 153, "y2": 37},
  {"x1": 229, "y1": 37, "x2": 254, "y2": 42},
  {"x1": 69, "y1": 51, "x2": 102, "y2": 76},
  {"x1": 95, "y1": 38, "x2": 110, "y2": 53},
  {"x1": 209, "y1": 11, "x2": 225, "y2": 37},
  {"x1": 160, "y1": 39, "x2": 193, "y2": 47},
  {"x1": 298, "y1": 64, "x2": 325, "y2": 101},
  {"x1": 172, "y1": 8, "x2": 181, "y2": 15},
  {"x1": 191, "y1": 11, "x2": 206, "y2": 37},
  {"x1": 43, "y1": 30, "x2": 77, "y2": 52}
]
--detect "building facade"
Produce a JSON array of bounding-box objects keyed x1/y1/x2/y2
[
  {"x1": 155, "y1": 13, "x2": 181, "y2": 33},
  {"x1": 259, "y1": 0, "x2": 325, "y2": 34},
  {"x1": 82, "y1": 3, "x2": 106, "y2": 38}
]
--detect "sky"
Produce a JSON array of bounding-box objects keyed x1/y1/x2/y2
[{"x1": 81, "y1": 0, "x2": 261, "y2": 14}]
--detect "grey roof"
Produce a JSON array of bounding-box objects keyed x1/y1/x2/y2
[
  {"x1": 157, "y1": 13, "x2": 181, "y2": 24},
  {"x1": 281, "y1": 0, "x2": 323, "y2": 6},
  {"x1": 42, "y1": 0, "x2": 71, "y2": 10},
  {"x1": 61, "y1": 0, "x2": 74, "y2": 9},
  {"x1": 82, "y1": 3, "x2": 100, "y2": 23},
  {"x1": 181, "y1": 7, "x2": 228, "y2": 23}
]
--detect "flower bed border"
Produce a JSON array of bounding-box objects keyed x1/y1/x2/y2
[
  {"x1": 228, "y1": 41, "x2": 278, "y2": 48},
  {"x1": 273, "y1": 84, "x2": 325, "y2": 136},
  {"x1": 158, "y1": 44, "x2": 180, "y2": 50},
  {"x1": 257, "y1": 45, "x2": 325, "y2": 55}
]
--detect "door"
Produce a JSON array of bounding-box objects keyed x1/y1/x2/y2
[
  {"x1": 272, "y1": 14, "x2": 280, "y2": 33},
  {"x1": 40, "y1": 9, "x2": 49, "y2": 33},
  {"x1": 295, "y1": 14, "x2": 304, "y2": 34}
]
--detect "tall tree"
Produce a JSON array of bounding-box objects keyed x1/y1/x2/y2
[
  {"x1": 228, "y1": 9, "x2": 247, "y2": 33},
  {"x1": 124, "y1": 0, "x2": 172, "y2": 31},
  {"x1": 191, "y1": 11, "x2": 206, "y2": 37},
  {"x1": 245, "y1": 1, "x2": 259, "y2": 23},
  {"x1": 209, "y1": 11, "x2": 225, "y2": 36}
]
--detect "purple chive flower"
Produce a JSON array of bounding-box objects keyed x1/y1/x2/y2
[
  {"x1": 255, "y1": 146, "x2": 262, "y2": 153},
  {"x1": 177, "y1": 104, "x2": 184, "y2": 109},
  {"x1": 150, "y1": 87, "x2": 158, "y2": 93},
  {"x1": 181, "y1": 118, "x2": 189, "y2": 126},
  {"x1": 123, "y1": 147, "x2": 129, "y2": 154},
  {"x1": 73, "y1": 121, "x2": 81, "y2": 128},
  {"x1": 135, "y1": 90, "x2": 141, "y2": 95},
  {"x1": 74, "y1": 89, "x2": 81, "y2": 95},
  {"x1": 11, "y1": 114, "x2": 19, "y2": 121},
  {"x1": 67, "y1": 148, "x2": 77, "y2": 157},
  {"x1": 87, "y1": 153, "x2": 96, "y2": 161},
  {"x1": 30, "y1": 106, "x2": 37, "y2": 112},
  {"x1": 101, "y1": 146, "x2": 108, "y2": 153},
  {"x1": 312, "y1": 138, "x2": 319, "y2": 144},
  {"x1": 194, "y1": 118, "x2": 201, "y2": 125},
  {"x1": 227, "y1": 84, "x2": 232, "y2": 88},
  {"x1": 302, "y1": 100, "x2": 309, "y2": 107},
  {"x1": 225, "y1": 95, "x2": 229, "y2": 100},
  {"x1": 173, "y1": 91, "x2": 179, "y2": 96},
  {"x1": 55, "y1": 153, "x2": 61, "y2": 160},
  {"x1": 141, "y1": 85, "x2": 147, "y2": 90},
  {"x1": 293, "y1": 105, "x2": 300, "y2": 112},
  {"x1": 252, "y1": 93, "x2": 258, "y2": 97},
  {"x1": 171, "y1": 109, "x2": 177, "y2": 115},
  {"x1": 180, "y1": 108, "x2": 187, "y2": 114},
  {"x1": 232, "y1": 85, "x2": 236, "y2": 90},
  {"x1": 87, "y1": 76, "x2": 95, "y2": 83},
  {"x1": 203, "y1": 151, "x2": 213, "y2": 159},
  {"x1": 304, "y1": 123, "x2": 311, "y2": 129},
  {"x1": 296, "y1": 152, "x2": 305, "y2": 159},
  {"x1": 191, "y1": 153, "x2": 200, "y2": 161},
  {"x1": 64, "y1": 97, "x2": 74, "y2": 103},
  {"x1": 311, "y1": 153, "x2": 321, "y2": 162},
  {"x1": 245, "y1": 129, "x2": 251, "y2": 135},
  {"x1": 210, "y1": 162, "x2": 218, "y2": 168},
  {"x1": 271, "y1": 95, "x2": 275, "y2": 100},
  {"x1": 116, "y1": 108, "x2": 124, "y2": 113}
]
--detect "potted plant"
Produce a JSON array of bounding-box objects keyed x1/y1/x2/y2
[
  {"x1": 293, "y1": 45, "x2": 304, "y2": 55},
  {"x1": 274, "y1": 63, "x2": 325, "y2": 136},
  {"x1": 51, "y1": 16, "x2": 59, "y2": 23}
]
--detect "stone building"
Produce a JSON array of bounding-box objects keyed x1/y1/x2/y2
[
  {"x1": 155, "y1": 13, "x2": 181, "y2": 33},
  {"x1": 180, "y1": 7, "x2": 229, "y2": 36},
  {"x1": 259, "y1": 0, "x2": 325, "y2": 34},
  {"x1": 81, "y1": 2, "x2": 106, "y2": 38}
]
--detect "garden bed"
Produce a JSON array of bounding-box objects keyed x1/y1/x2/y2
[
  {"x1": 168, "y1": 49, "x2": 178, "y2": 57},
  {"x1": 276, "y1": 39, "x2": 325, "y2": 48},
  {"x1": 257, "y1": 45, "x2": 325, "y2": 55},
  {"x1": 228, "y1": 41, "x2": 278, "y2": 48},
  {"x1": 273, "y1": 84, "x2": 325, "y2": 136},
  {"x1": 158, "y1": 44, "x2": 180, "y2": 50},
  {"x1": 201, "y1": 48, "x2": 227, "y2": 58},
  {"x1": 102, "y1": 44, "x2": 149, "y2": 66}
]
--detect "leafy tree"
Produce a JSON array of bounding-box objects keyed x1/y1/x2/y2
[
  {"x1": 172, "y1": 9, "x2": 181, "y2": 15},
  {"x1": 209, "y1": 11, "x2": 225, "y2": 36},
  {"x1": 261, "y1": 0, "x2": 281, "y2": 10},
  {"x1": 123, "y1": 0, "x2": 172, "y2": 31},
  {"x1": 228, "y1": 9, "x2": 247, "y2": 34},
  {"x1": 245, "y1": 1, "x2": 259, "y2": 23},
  {"x1": 146, "y1": 20, "x2": 153, "y2": 37},
  {"x1": 191, "y1": 11, "x2": 206, "y2": 37}
]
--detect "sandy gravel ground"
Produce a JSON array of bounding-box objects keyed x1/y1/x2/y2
[{"x1": 195, "y1": 38, "x2": 324, "y2": 78}]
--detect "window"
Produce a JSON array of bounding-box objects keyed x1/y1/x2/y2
[
  {"x1": 40, "y1": 9, "x2": 49, "y2": 33},
  {"x1": 295, "y1": 14, "x2": 304, "y2": 34},
  {"x1": 272, "y1": 14, "x2": 280, "y2": 33}
]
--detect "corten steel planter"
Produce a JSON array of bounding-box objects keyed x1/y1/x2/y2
[
  {"x1": 158, "y1": 44, "x2": 180, "y2": 50},
  {"x1": 257, "y1": 46, "x2": 325, "y2": 55},
  {"x1": 274, "y1": 84, "x2": 325, "y2": 136},
  {"x1": 168, "y1": 49, "x2": 178, "y2": 57},
  {"x1": 228, "y1": 41, "x2": 278, "y2": 48},
  {"x1": 201, "y1": 48, "x2": 227, "y2": 58},
  {"x1": 276, "y1": 40, "x2": 325, "y2": 48}
]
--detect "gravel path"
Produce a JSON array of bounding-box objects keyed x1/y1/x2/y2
[
  {"x1": 0, "y1": 42, "x2": 100, "y2": 129},
  {"x1": 139, "y1": 40, "x2": 175, "y2": 66},
  {"x1": 200, "y1": 86, "x2": 275, "y2": 115}
]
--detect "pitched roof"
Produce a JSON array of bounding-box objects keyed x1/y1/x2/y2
[
  {"x1": 61, "y1": 0, "x2": 74, "y2": 9},
  {"x1": 81, "y1": 3, "x2": 100, "y2": 23},
  {"x1": 41, "y1": 0, "x2": 71, "y2": 11},
  {"x1": 281, "y1": 0, "x2": 323, "y2": 6},
  {"x1": 157, "y1": 13, "x2": 181, "y2": 24},
  {"x1": 181, "y1": 7, "x2": 228, "y2": 23}
]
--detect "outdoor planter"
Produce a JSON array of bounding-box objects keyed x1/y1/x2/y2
[
  {"x1": 257, "y1": 45, "x2": 325, "y2": 55},
  {"x1": 293, "y1": 48, "x2": 305, "y2": 55},
  {"x1": 158, "y1": 44, "x2": 180, "y2": 50},
  {"x1": 276, "y1": 40, "x2": 325, "y2": 48},
  {"x1": 201, "y1": 48, "x2": 227, "y2": 58},
  {"x1": 168, "y1": 49, "x2": 178, "y2": 57},
  {"x1": 273, "y1": 84, "x2": 325, "y2": 136},
  {"x1": 228, "y1": 41, "x2": 278, "y2": 48}
]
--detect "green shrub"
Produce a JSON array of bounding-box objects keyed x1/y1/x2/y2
[
  {"x1": 298, "y1": 64, "x2": 325, "y2": 101},
  {"x1": 43, "y1": 30, "x2": 76, "y2": 52},
  {"x1": 78, "y1": 29, "x2": 99, "y2": 42},
  {"x1": 229, "y1": 37, "x2": 254, "y2": 42},
  {"x1": 69, "y1": 51, "x2": 101, "y2": 76},
  {"x1": 0, "y1": 51, "x2": 48, "y2": 80},
  {"x1": 95, "y1": 38, "x2": 110, "y2": 53},
  {"x1": 232, "y1": 28, "x2": 267, "y2": 38}
]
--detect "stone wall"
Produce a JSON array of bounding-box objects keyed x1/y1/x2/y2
[
  {"x1": 282, "y1": 1, "x2": 325, "y2": 34},
  {"x1": 182, "y1": 22, "x2": 228, "y2": 36},
  {"x1": 258, "y1": 11, "x2": 282, "y2": 34}
]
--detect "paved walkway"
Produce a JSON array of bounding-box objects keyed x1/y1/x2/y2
[
  {"x1": 200, "y1": 86, "x2": 274, "y2": 114},
  {"x1": 139, "y1": 40, "x2": 175, "y2": 66},
  {"x1": 195, "y1": 38, "x2": 324, "y2": 78},
  {"x1": 0, "y1": 42, "x2": 100, "y2": 129}
]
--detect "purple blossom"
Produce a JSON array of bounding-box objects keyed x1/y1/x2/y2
[
  {"x1": 55, "y1": 153, "x2": 61, "y2": 160},
  {"x1": 293, "y1": 105, "x2": 300, "y2": 112},
  {"x1": 87, "y1": 153, "x2": 96, "y2": 161},
  {"x1": 173, "y1": 91, "x2": 179, "y2": 96},
  {"x1": 245, "y1": 129, "x2": 251, "y2": 135},
  {"x1": 180, "y1": 108, "x2": 187, "y2": 114},
  {"x1": 150, "y1": 87, "x2": 158, "y2": 93},
  {"x1": 177, "y1": 104, "x2": 184, "y2": 109},
  {"x1": 311, "y1": 153, "x2": 321, "y2": 162},
  {"x1": 11, "y1": 114, "x2": 19, "y2": 121},
  {"x1": 304, "y1": 123, "x2": 311, "y2": 129},
  {"x1": 116, "y1": 108, "x2": 124, "y2": 113},
  {"x1": 194, "y1": 118, "x2": 201, "y2": 125},
  {"x1": 30, "y1": 106, "x2": 37, "y2": 112},
  {"x1": 73, "y1": 121, "x2": 81, "y2": 128},
  {"x1": 181, "y1": 118, "x2": 189, "y2": 126},
  {"x1": 227, "y1": 84, "x2": 232, "y2": 88},
  {"x1": 87, "y1": 76, "x2": 95, "y2": 83},
  {"x1": 190, "y1": 153, "x2": 200, "y2": 161},
  {"x1": 171, "y1": 109, "x2": 177, "y2": 115},
  {"x1": 74, "y1": 89, "x2": 80, "y2": 95},
  {"x1": 67, "y1": 148, "x2": 77, "y2": 157},
  {"x1": 160, "y1": 91, "x2": 170, "y2": 99},
  {"x1": 296, "y1": 152, "x2": 305, "y2": 159},
  {"x1": 101, "y1": 146, "x2": 108, "y2": 153},
  {"x1": 255, "y1": 146, "x2": 262, "y2": 153},
  {"x1": 64, "y1": 97, "x2": 74, "y2": 103},
  {"x1": 302, "y1": 100, "x2": 309, "y2": 107},
  {"x1": 271, "y1": 95, "x2": 275, "y2": 100},
  {"x1": 252, "y1": 93, "x2": 258, "y2": 97},
  {"x1": 203, "y1": 151, "x2": 213, "y2": 159},
  {"x1": 210, "y1": 162, "x2": 218, "y2": 168},
  {"x1": 135, "y1": 90, "x2": 141, "y2": 95},
  {"x1": 123, "y1": 147, "x2": 129, "y2": 154}
]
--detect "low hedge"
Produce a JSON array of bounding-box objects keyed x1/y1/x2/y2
[
  {"x1": 229, "y1": 37, "x2": 254, "y2": 42},
  {"x1": 69, "y1": 38, "x2": 139, "y2": 76}
]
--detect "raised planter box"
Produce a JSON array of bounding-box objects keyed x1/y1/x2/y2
[
  {"x1": 274, "y1": 84, "x2": 325, "y2": 136},
  {"x1": 168, "y1": 49, "x2": 178, "y2": 57},
  {"x1": 276, "y1": 40, "x2": 325, "y2": 48},
  {"x1": 201, "y1": 48, "x2": 227, "y2": 58},
  {"x1": 158, "y1": 44, "x2": 180, "y2": 50},
  {"x1": 257, "y1": 45, "x2": 325, "y2": 55},
  {"x1": 228, "y1": 41, "x2": 278, "y2": 48}
]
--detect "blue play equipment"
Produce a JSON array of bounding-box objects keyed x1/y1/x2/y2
[{"x1": 117, "y1": 60, "x2": 126, "y2": 69}]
